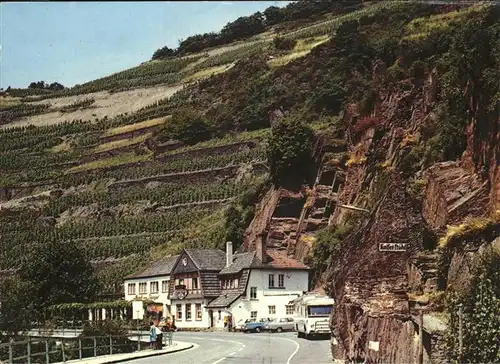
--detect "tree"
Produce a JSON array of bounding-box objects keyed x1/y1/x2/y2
[
  {"x1": 18, "y1": 240, "x2": 98, "y2": 319},
  {"x1": 0, "y1": 277, "x2": 32, "y2": 339},
  {"x1": 152, "y1": 46, "x2": 175, "y2": 60},
  {"x1": 158, "y1": 108, "x2": 212, "y2": 145},
  {"x1": 266, "y1": 115, "x2": 314, "y2": 188},
  {"x1": 48, "y1": 82, "x2": 65, "y2": 90}
]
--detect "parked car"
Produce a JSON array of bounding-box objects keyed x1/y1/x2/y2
[
  {"x1": 235, "y1": 318, "x2": 255, "y2": 331},
  {"x1": 243, "y1": 318, "x2": 272, "y2": 333},
  {"x1": 263, "y1": 317, "x2": 295, "y2": 333}
]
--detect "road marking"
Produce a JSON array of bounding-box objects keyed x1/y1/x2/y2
[
  {"x1": 210, "y1": 357, "x2": 227, "y2": 364},
  {"x1": 279, "y1": 337, "x2": 300, "y2": 364}
]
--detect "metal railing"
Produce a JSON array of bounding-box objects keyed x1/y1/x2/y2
[{"x1": 0, "y1": 332, "x2": 174, "y2": 364}]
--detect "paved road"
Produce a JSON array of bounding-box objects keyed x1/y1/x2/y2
[{"x1": 126, "y1": 331, "x2": 332, "y2": 364}]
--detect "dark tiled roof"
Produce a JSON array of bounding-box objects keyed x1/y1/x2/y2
[
  {"x1": 200, "y1": 271, "x2": 221, "y2": 297},
  {"x1": 207, "y1": 292, "x2": 241, "y2": 308},
  {"x1": 124, "y1": 255, "x2": 179, "y2": 279},
  {"x1": 185, "y1": 249, "x2": 226, "y2": 271},
  {"x1": 207, "y1": 269, "x2": 251, "y2": 308},
  {"x1": 219, "y1": 252, "x2": 256, "y2": 274}
]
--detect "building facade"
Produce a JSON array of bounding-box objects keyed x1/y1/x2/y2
[
  {"x1": 123, "y1": 254, "x2": 179, "y2": 320},
  {"x1": 123, "y1": 241, "x2": 310, "y2": 329}
]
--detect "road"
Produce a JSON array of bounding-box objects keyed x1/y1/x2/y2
[{"x1": 126, "y1": 331, "x2": 332, "y2": 364}]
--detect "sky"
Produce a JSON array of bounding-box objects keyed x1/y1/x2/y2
[{"x1": 0, "y1": 1, "x2": 290, "y2": 89}]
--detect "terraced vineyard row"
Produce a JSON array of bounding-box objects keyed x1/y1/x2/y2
[
  {"x1": 59, "y1": 147, "x2": 265, "y2": 187},
  {"x1": 42, "y1": 180, "x2": 250, "y2": 216},
  {"x1": 0, "y1": 207, "x2": 217, "y2": 269}
]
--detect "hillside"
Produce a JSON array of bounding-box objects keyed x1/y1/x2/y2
[{"x1": 1, "y1": 1, "x2": 500, "y2": 362}]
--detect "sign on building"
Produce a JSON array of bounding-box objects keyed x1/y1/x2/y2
[
  {"x1": 378, "y1": 243, "x2": 408, "y2": 252},
  {"x1": 132, "y1": 300, "x2": 144, "y2": 320}
]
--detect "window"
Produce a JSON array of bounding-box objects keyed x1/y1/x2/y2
[
  {"x1": 230, "y1": 279, "x2": 234, "y2": 289},
  {"x1": 278, "y1": 274, "x2": 284, "y2": 288},
  {"x1": 161, "y1": 280, "x2": 169, "y2": 293},
  {"x1": 178, "y1": 278, "x2": 184, "y2": 286},
  {"x1": 268, "y1": 305, "x2": 276, "y2": 315},
  {"x1": 139, "y1": 282, "x2": 147, "y2": 294},
  {"x1": 192, "y1": 277, "x2": 198, "y2": 290},
  {"x1": 268, "y1": 274, "x2": 275, "y2": 288},
  {"x1": 250, "y1": 311, "x2": 257, "y2": 319},
  {"x1": 127, "y1": 283, "x2": 136, "y2": 295},
  {"x1": 196, "y1": 304, "x2": 202, "y2": 321},
  {"x1": 150, "y1": 281, "x2": 159, "y2": 293},
  {"x1": 186, "y1": 304, "x2": 192, "y2": 320},
  {"x1": 176, "y1": 304, "x2": 182, "y2": 320},
  {"x1": 250, "y1": 287, "x2": 257, "y2": 299},
  {"x1": 234, "y1": 279, "x2": 239, "y2": 288},
  {"x1": 286, "y1": 305, "x2": 294, "y2": 315}
]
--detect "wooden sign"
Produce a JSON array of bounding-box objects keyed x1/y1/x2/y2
[{"x1": 379, "y1": 243, "x2": 408, "y2": 252}]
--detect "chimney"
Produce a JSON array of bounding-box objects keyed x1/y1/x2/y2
[
  {"x1": 226, "y1": 241, "x2": 233, "y2": 267},
  {"x1": 257, "y1": 231, "x2": 267, "y2": 264}
]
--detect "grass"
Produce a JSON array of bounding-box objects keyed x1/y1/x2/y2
[
  {"x1": 50, "y1": 140, "x2": 73, "y2": 153},
  {"x1": 103, "y1": 117, "x2": 168, "y2": 137},
  {"x1": 93, "y1": 132, "x2": 153, "y2": 154},
  {"x1": 0, "y1": 97, "x2": 21, "y2": 109},
  {"x1": 438, "y1": 212, "x2": 500, "y2": 248},
  {"x1": 268, "y1": 35, "x2": 330, "y2": 68},
  {"x1": 403, "y1": 4, "x2": 487, "y2": 41},
  {"x1": 182, "y1": 63, "x2": 234, "y2": 83},
  {"x1": 66, "y1": 151, "x2": 151, "y2": 174}
]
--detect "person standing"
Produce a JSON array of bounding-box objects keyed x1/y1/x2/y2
[
  {"x1": 155, "y1": 322, "x2": 163, "y2": 350},
  {"x1": 149, "y1": 322, "x2": 157, "y2": 350}
]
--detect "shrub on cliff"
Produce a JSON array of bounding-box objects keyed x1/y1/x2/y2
[
  {"x1": 445, "y1": 247, "x2": 500, "y2": 363},
  {"x1": 158, "y1": 108, "x2": 213, "y2": 145},
  {"x1": 266, "y1": 115, "x2": 314, "y2": 189}
]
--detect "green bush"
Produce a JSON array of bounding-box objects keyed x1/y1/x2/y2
[
  {"x1": 446, "y1": 247, "x2": 500, "y2": 363},
  {"x1": 266, "y1": 115, "x2": 314, "y2": 189},
  {"x1": 157, "y1": 108, "x2": 213, "y2": 145}
]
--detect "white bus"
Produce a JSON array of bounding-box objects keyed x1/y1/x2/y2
[{"x1": 292, "y1": 293, "x2": 334, "y2": 339}]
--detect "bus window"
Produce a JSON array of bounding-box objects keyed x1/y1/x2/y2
[{"x1": 307, "y1": 305, "x2": 333, "y2": 317}]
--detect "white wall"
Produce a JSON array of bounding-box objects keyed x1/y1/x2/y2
[
  {"x1": 124, "y1": 276, "x2": 172, "y2": 315},
  {"x1": 170, "y1": 298, "x2": 211, "y2": 329},
  {"x1": 229, "y1": 269, "x2": 308, "y2": 325}
]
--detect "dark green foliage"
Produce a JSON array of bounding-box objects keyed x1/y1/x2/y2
[
  {"x1": 18, "y1": 239, "x2": 98, "y2": 319},
  {"x1": 306, "y1": 224, "x2": 352, "y2": 287},
  {"x1": 0, "y1": 277, "x2": 32, "y2": 337},
  {"x1": 152, "y1": 46, "x2": 175, "y2": 60},
  {"x1": 266, "y1": 115, "x2": 314, "y2": 189},
  {"x1": 158, "y1": 108, "x2": 212, "y2": 145},
  {"x1": 152, "y1": 1, "x2": 360, "y2": 58},
  {"x1": 273, "y1": 36, "x2": 296, "y2": 51},
  {"x1": 446, "y1": 247, "x2": 500, "y2": 363},
  {"x1": 79, "y1": 321, "x2": 134, "y2": 357},
  {"x1": 223, "y1": 178, "x2": 270, "y2": 249}
]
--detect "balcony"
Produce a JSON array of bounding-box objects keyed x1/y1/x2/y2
[{"x1": 175, "y1": 284, "x2": 187, "y2": 290}]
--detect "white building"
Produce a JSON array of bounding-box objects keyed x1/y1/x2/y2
[
  {"x1": 123, "y1": 254, "x2": 179, "y2": 320},
  {"x1": 206, "y1": 241, "x2": 309, "y2": 329},
  {"x1": 124, "y1": 240, "x2": 310, "y2": 330}
]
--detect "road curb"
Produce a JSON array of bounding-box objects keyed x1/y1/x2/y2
[
  {"x1": 101, "y1": 343, "x2": 194, "y2": 364},
  {"x1": 59, "y1": 343, "x2": 195, "y2": 364}
]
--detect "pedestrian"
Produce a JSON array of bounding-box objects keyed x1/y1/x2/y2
[
  {"x1": 149, "y1": 322, "x2": 157, "y2": 350},
  {"x1": 155, "y1": 321, "x2": 163, "y2": 350}
]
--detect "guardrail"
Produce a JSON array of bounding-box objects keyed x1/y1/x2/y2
[{"x1": 0, "y1": 332, "x2": 174, "y2": 364}]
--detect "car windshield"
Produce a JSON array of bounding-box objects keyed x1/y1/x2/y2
[{"x1": 307, "y1": 305, "x2": 333, "y2": 317}]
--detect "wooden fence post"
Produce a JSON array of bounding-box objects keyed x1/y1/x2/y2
[
  {"x1": 45, "y1": 340, "x2": 50, "y2": 364},
  {"x1": 8, "y1": 340, "x2": 13, "y2": 364},
  {"x1": 93, "y1": 337, "x2": 97, "y2": 357},
  {"x1": 61, "y1": 338, "x2": 66, "y2": 363},
  {"x1": 458, "y1": 306, "x2": 463, "y2": 362},
  {"x1": 109, "y1": 336, "x2": 113, "y2": 355},
  {"x1": 78, "y1": 338, "x2": 82, "y2": 359},
  {"x1": 27, "y1": 337, "x2": 32, "y2": 364}
]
